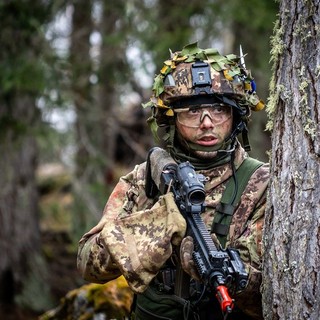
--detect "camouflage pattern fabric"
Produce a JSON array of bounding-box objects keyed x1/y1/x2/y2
[
  {"x1": 77, "y1": 162, "x2": 186, "y2": 290},
  {"x1": 77, "y1": 143, "x2": 269, "y2": 319},
  {"x1": 100, "y1": 192, "x2": 186, "y2": 293},
  {"x1": 162, "y1": 61, "x2": 246, "y2": 102}
]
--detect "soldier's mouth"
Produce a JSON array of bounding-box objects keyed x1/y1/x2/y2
[{"x1": 197, "y1": 136, "x2": 218, "y2": 146}]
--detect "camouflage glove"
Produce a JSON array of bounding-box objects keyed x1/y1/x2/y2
[
  {"x1": 100, "y1": 192, "x2": 186, "y2": 293},
  {"x1": 180, "y1": 236, "x2": 201, "y2": 281},
  {"x1": 180, "y1": 233, "x2": 223, "y2": 282}
]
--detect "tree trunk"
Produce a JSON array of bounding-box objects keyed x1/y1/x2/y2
[
  {"x1": 0, "y1": 1, "x2": 50, "y2": 312},
  {"x1": 99, "y1": 0, "x2": 129, "y2": 180},
  {"x1": 0, "y1": 100, "x2": 41, "y2": 306},
  {"x1": 69, "y1": 0, "x2": 106, "y2": 238},
  {"x1": 70, "y1": 0, "x2": 94, "y2": 180},
  {"x1": 262, "y1": 1, "x2": 320, "y2": 319}
]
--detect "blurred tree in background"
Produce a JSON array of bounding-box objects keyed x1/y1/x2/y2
[
  {"x1": 0, "y1": 0, "x2": 68, "y2": 317},
  {"x1": 0, "y1": 0, "x2": 278, "y2": 318}
]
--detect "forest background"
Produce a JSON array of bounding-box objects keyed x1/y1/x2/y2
[{"x1": 0, "y1": 0, "x2": 278, "y2": 318}]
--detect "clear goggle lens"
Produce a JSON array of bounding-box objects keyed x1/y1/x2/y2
[{"x1": 174, "y1": 104, "x2": 232, "y2": 128}]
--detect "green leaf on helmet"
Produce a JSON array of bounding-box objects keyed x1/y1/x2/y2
[
  {"x1": 181, "y1": 42, "x2": 202, "y2": 56},
  {"x1": 153, "y1": 74, "x2": 164, "y2": 96},
  {"x1": 185, "y1": 56, "x2": 196, "y2": 63},
  {"x1": 141, "y1": 100, "x2": 154, "y2": 109},
  {"x1": 226, "y1": 67, "x2": 241, "y2": 77},
  {"x1": 204, "y1": 48, "x2": 220, "y2": 57},
  {"x1": 147, "y1": 116, "x2": 160, "y2": 143},
  {"x1": 210, "y1": 61, "x2": 227, "y2": 72},
  {"x1": 225, "y1": 54, "x2": 238, "y2": 62},
  {"x1": 195, "y1": 51, "x2": 207, "y2": 61}
]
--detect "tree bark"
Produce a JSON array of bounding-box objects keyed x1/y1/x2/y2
[{"x1": 262, "y1": 1, "x2": 320, "y2": 319}]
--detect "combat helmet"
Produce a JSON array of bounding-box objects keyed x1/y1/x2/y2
[{"x1": 143, "y1": 42, "x2": 264, "y2": 152}]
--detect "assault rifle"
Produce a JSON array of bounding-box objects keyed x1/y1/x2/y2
[{"x1": 145, "y1": 147, "x2": 248, "y2": 317}]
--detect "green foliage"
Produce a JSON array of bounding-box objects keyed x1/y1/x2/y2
[
  {"x1": 127, "y1": 0, "x2": 208, "y2": 69},
  {"x1": 227, "y1": 0, "x2": 278, "y2": 30},
  {"x1": 0, "y1": 58, "x2": 45, "y2": 94},
  {"x1": 0, "y1": 0, "x2": 69, "y2": 96},
  {"x1": 0, "y1": 1, "x2": 47, "y2": 93}
]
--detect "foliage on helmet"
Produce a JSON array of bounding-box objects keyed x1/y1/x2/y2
[
  {"x1": 143, "y1": 42, "x2": 264, "y2": 112},
  {"x1": 142, "y1": 42, "x2": 264, "y2": 141}
]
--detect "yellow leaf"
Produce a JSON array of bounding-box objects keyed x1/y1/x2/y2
[
  {"x1": 223, "y1": 70, "x2": 233, "y2": 81},
  {"x1": 252, "y1": 100, "x2": 265, "y2": 111},
  {"x1": 157, "y1": 98, "x2": 168, "y2": 108},
  {"x1": 165, "y1": 109, "x2": 174, "y2": 116},
  {"x1": 160, "y1": 65, "x2": 169, "y2": 74},
  {"x1": 244, "y1": 82, "x2": 252, "y2": 91},
  {"x1": 164, "y1": 60, "x2": 173, "y2": 66},
  {"x1": 173, "y1": 55, "x2": 188, "y2": 62}
]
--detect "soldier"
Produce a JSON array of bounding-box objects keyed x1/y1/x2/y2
[{"x1": 77, "y1": 42, "x2": 269, "y2": 320}]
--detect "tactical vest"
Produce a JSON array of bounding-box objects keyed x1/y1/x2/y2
[{"x1": 132, "y1": 157, "x2": 264, "y2": 320}]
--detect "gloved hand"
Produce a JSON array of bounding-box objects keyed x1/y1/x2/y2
[{"x1": 180, "y1": 236, "x2": 201, "y2": 281}]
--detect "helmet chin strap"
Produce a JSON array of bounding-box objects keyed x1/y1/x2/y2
[{"x1": 229, "y1": 120, "x2": 251, "y2": 151}]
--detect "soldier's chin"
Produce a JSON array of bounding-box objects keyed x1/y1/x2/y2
[{"x1": 191, "y1": 149, "x2": 218, "y2": 160}]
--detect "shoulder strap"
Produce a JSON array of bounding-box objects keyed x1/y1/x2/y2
[{"x1": 211, "y1": 157, "x2": 264, "y2": 248}]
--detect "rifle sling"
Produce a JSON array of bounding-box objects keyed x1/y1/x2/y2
[{"x1": 211, "y1": 157, "x2": 264, "y2": 248}]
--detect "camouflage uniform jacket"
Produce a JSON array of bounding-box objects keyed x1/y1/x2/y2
[{"x1": 77, "y1": 144, "x2": 269, "y2": 319}]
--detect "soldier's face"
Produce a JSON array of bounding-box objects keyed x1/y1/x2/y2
[{"x1": 175, "y1": 109, "x2": 233, "y2": 159}]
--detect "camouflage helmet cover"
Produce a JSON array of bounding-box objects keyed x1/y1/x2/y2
[{"x1": 143, "y1": 42, "x2": 264, "y2": 130}]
